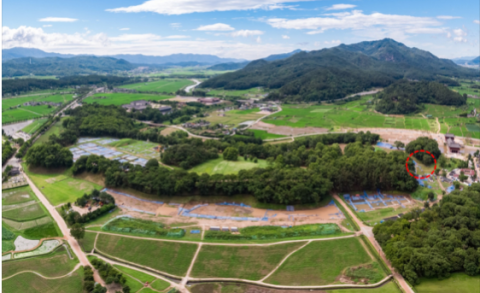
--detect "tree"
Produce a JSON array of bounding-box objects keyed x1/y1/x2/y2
[
  {"x1": 459, "y1": 171, "x2": 468, "y2": 182},
  {"x1": 453, "y1": 181, "x2": 461, "y2": 189},
  {"x1": 424, "y1": 201, "x2": 429, "y2": 208},
  {"x1": 123, "y1": 286, "x2": 131, "y2": 293},
  {"x1": 394, "y1": 141, "x2": 405, "y2": 149},
  {"x1": 92, "y1": 284, "x2": 107, "y2": 293},
  {"x1": 223, "y1": 147, "x2": 239, "y2": 161},
  {"x1": 427, "y1": 191, "x2": 435, "y2": 201},
  {"x1": 145, "y1": 159, "x2": 159, "y2": 168},
  {"x1": 70, "y1": 223, "x2": 85, "y2": 240}
]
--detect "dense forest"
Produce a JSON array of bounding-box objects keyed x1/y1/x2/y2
[
  {"x1": 2, "y1": 56, "x2": 135, "y2": 77},
  {"x1": 2, "y1": 75, "x2": 135, "y2": 96},
  {"x1": 26, "y1": 143, "x2": 73, "y2": 168},
  {"x1": 374, "y1": 184, "x2": 480, "y2": 284},
  {"x1": 200, "y1": 39, "x2": 476, "y2": 102},
  {"x1": 375, "y1": 80, "x2": 466, "y2": 114},
  {"x1": 405, "y1": 137, "x2": 442, "y2": 165}
]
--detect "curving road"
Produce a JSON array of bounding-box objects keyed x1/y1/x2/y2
[
  {"x1": 2, "y1": 264, "x2": 82, "y2": 281},
  {"x1": 185, "y1": 79, "x2": 201, "y2": 93}
]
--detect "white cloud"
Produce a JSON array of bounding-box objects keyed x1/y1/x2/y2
[
  {"x1": 106, "y1": 0, "x2": 311, "y2": 15},
  {"x1": 170, "y1": 23, "x2": 182, "y2": 29},
  {"x1": 437, "y1": 16, "x2": 462, "y2": 20},
  {"x1": 452, "y1": 28, "x2": 467, "y2": 42},
  {"x1": 166, "y1": 35, "x2": 190, "y2": 39},
  {"x1": 324, "y1": 40, "x2": 341, "y2": 45},
  {"x1": 325, "y1": 4, "x2": 356, "y2": 11},
  {"x1": 282, "y1": 35, "x2": 290, "y2": 39},
  {"x1": 2, "y1": 25, "x2": 293, "y2": 60},
  {"x1": 120, "y1": 28, "x2": 130, "y2": 31},
  {"x1": 474, "y1": 20, "x2": 480, "y2": 25},
  {"x1": 43, "y1": 25, "x2": 52, "y2": 28},
  {"x1": 267, "y1": 10, "x2": 442, "y2": 36},
  {"x1": 195, "y1": 23, "x2": 234, "y2": 31},
  {"x1": 229, "y1": 30, "x2": 264, "y2": 37},
  {"x1": 39, "y1": 17, "x2": 78, "y2": 22}
]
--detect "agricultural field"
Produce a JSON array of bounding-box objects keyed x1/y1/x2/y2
[
  {"x1": 2, "y1": 270, "x2": 83, "y2": 293},
  {"x1": 247, "y1": 129, "x2": 286, "y2": 139},
  {"x1": 83, "y1": 92, "x2": 172, "y2": 106},
  {"x1": 450, "y1": 81, "x2": 480, "y2": 97},
  {"x1": 189, "y1": 155, "x2": 269, "y2": 175},
  {"x1": 21, "y1": 118, "x2": 48, "y2": 134},
  {"x1": 2, "y1": 93, "x2": 74, "y2": 123},
  {"x1": 415, "y1": 273, "x2": 480, "y2": 293},
  {"x1": 207, "y1": 87, "x2": 267, "y2": 98},
  {"x1": 120, "y1": 78, "x2": 194, "y2": 93},
  {"x1": 191, "y1": 242, "x2": 305, "y2": 280},
  {"x1": 114, "y1": 265, "x2": 170, "y2": 290},
  {"x1": 196, "y1": 108, "x2": 264, "y2": 126},
  {"x1": 35, "y1": 118, "x2": 66, "y2": 144},
  {"x1": 355, "y1": 207, "x2": 412, "y2": 226},
  {"x1": 23, "y1": 165, "x2": 103, "y2": 206},
  {"x1": 148, "y1": 67, "x2": 231, "y2": 77},
  {"x1": 95, "y1": 233, "x2": 198, "y2": 276},
  {"x1": 442, "y1": 117, "x2": 480, "y2": 138},
  {"x1": 264, "y1": 237, "x2": 380, "y2": 286}
]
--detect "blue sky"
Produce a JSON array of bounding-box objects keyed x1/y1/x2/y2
[{"x1": 3, "y1": 0, "x2": 479, "y2": 59}]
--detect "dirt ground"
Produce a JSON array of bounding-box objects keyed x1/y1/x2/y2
[
  {"x1": 71, "y1": 204, "x2": 100, "y2": 215},
  {"x1": 252, "y1": 121, "x2": 329, "y2": 136},
  {"x1": 160, "y1": 127, "x2": 179, "y2": 136},
  {"x1": 168, "y1": 96, "x2": 201, "y2": 102}
]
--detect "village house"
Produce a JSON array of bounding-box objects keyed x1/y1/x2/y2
[
  {"x1": 445, "y1": 133, "x2": 462, "y2": 153},
  {"x1": 122, "y1": 100, "x2": 150, "y2": 111},
  {"x1": 198, "y1": 97, "x2": 221, "y2": 105}
]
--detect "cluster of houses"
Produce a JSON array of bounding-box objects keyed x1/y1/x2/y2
[
  {"x1": 447, "y1": 168, "x2": 476, "y2": 184},
  {"x1": 122, "y1": 100, "x2": 172, "y2": 114},
  {"x1": 197, "y1": 97, "x2": 221, "y2": 105},
  {"x1": 237, "y1": 99, "x2": 278, "y2": 112},
  {"x1": 182, "y1": 120, "x2": 210, "y2": 129},
  {"x1": 23, "y1": 101, "x2": 62, "y2": 107},
  {"x1": 91, "y1": 85, "x2": 137, "y2": 94}
]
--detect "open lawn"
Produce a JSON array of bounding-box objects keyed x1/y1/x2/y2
[
  {"x1": 120, "y1": 79, "x2": 194, "y2": 93},
  {"x1": 189, "y1": 155, "x2": 268, "y2": 175},
  {"x1": 191, "y1": 242, "x2": 305, "y2": 280},
  {"x1": 95, "y1": 234, "x2": 198, "y2": 276},
  {"x1": 356, "y1": 207, "x2": 412, "y2": 226},
  {"x1": 415, "y1": 273, "x2": 480, "y2": 293},
  {"x1": 83, "y1": 93, "x2": 172, "y2": 106},
  {"x1": 2, "y1": 270, "x2": 83, "y2": 293},
  {"x1": 264, "y1": 237, "x2": 377, "y2": 286},
  {"x1": 79, "y1": 231, "x2": 97, "y2": 252},
  {"x1": 197, "y1": 109, "x2": 264, "y2": 126},
  {"x1": 21, "y1": 119, "x2": 48, "y2": 134},
  {"x1": 2, "y1": 246, "x2": 78, "y2": 278},
  {"x1": 24, "y1": 166, "x2": 103, "y2": 206},
  {"x1": 114, "y1": 265, "x2": 156, "y2": 284},
  {"x1": 247, "y1": 129, "x2": 286, "y2": 140},
  {"x1": 150, "y1": 278, "x2": 170, "y2": 291}
]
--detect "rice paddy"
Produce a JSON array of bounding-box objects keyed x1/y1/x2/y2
[
  {"x1": 83, "y1": 92, "x2": 172, "y2": 106},
  {"x1": 120, "y1": 78, "x2": 195, "y2": 93}
]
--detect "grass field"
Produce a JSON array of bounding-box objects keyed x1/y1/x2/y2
[
  {"x1": 83, "y1": 93, "x2": 172, "y2": 106},
  {"x1": 247, "y1": 129, "x2": 286, "y2": 139},
  {"x1": 265, "y1": 237, "x2": 376, "y2": 285},
  {"x1": 120, "y1": 79, "x2": 194, "y2": 93},
  {"x1": 450, "y1": 82, "x2": 480, "y2": 97},
  {"x1": 78, "y1": 231, "x2": 97, "y2": 252},
  {"x1": 196, "y1": 109, "x2": 264, "y2": 126},
  {"x1": 114, "y1": 265, "x2": 156, "y2": 284},
  {"x1": 189, "y1": 155, "x2": 269, "y2": 175},
  {"x1": 23, "y1": 166, "x2": 103, "y2": 206},
  {"x1": 3, "y1": 246, "x2": 78, "y2": 278},
  {"x1": 21, "y1": 119, "x2": 48, "y2": 134},
  {"x1": 207, "y1": 87, "x2": 267, "y2": 98},
  {"x1": 95, "y1": 234, "x2": 198, "y2": 276},
  {"x1": 3, "y1": 202, "x2": 46, "y2": 221},
  {"x1": 415, "y1": 273, "x2": 480, "y2": 293},
  {"x1": 356, "y1": 207, "x2": 411, "y2": 226},
  {"x1": 2, "y1": 270, "x2": 83, "y2": 293},
  {"x1": 2, "y1": 186, "x2": 34, "y2": 205},
  {"x1": 191, "y1": 242, "x2": 305, "y2": 280},
  {"x1": 2, "y1": 93, "x2": 73, "y2": 123},
  {"x1": 35, "y1": 118, "x2": 66, "y2": 144},
  {"x1": 150, "y1": 278, "x2": 170, "y2": 291}
]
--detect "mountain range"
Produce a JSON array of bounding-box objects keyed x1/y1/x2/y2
[
  {"x1": 2, "y1": 47, "x2": 245, "y2": 65},
  {"x1": 451, "y1": 56, "x2": 480, "y2": 65},
  {"x1": 208, "y1": 49, "x2": 303, "y2": 71},
  {"x1": 200, "y1": 38, "x2": 478, "y2": 102}
]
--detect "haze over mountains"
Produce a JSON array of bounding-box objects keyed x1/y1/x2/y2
[
  {"x1": 200, "y1": 39, "x2": 478, "y2": 102},
  {"x1": 208, "y1": 49, "x2": 303, "y2": 71}
]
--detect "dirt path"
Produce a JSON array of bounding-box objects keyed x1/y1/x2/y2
[
  {"x1": 23, "y1": 172, "x2": 105, "y2": 286},
  {"x1": 357, "y1": 237, "x2": 375, "y2": 261},
  {"x1": 333, "y1": 195, "x2": 415, "y2": 293},
  {"x1": 2, "y1": 263, "x2": 82, "y2": 281},
  {"x1": 259, "y1": 241, "x2": 310, "y2": 282},
  {"x1": 436, "y1": 118, "x2": 441, "y2": 134},
  {"x1": 181, "y1": 243, "x2": 203, "y2": 286}
]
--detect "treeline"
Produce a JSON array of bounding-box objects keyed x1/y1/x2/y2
[
  {"x1": 162, "y1": 143, "x2": 219, "y2": 169},
  {"x1": 374, "y1": 184, "x2": 480, "y2": 284},
  {"x1": 128, "y1": 104, "x2": 202, "y2": 124},
  {"x1": 2, "y1": 140, "x2": 16, "y2": 165},
  {"x1": 90, "y1": 259, "x2": 130, "y2": 293},
  {"x1": 26, "y1": 143, "x2": 73, "y2": 168},
  {"x1": 375, "y1": 80, "x2": 466, "y2": 114},
  {"x1": 16, "y1": 117, "x2": 58, "y2": 159},
  {"x1": 61, "y1": 203, "x2": 116, "y2": 225},
  {"x1": 405, "y1": 137, "x2": 442, "y2": 165},
  {"x1": 2, "y1": 75, "x2": 135, "y2": 96},
  {"x1": 72, "y1": 139, "x2": 417, "y2": 204}
]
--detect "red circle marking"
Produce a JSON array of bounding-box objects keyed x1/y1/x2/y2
[{"x1": 405, "y1": 150, "x2": 437, "y2": 179}]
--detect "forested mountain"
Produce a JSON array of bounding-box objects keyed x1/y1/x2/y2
[
  {"x1": 468, "y1": 56, "x2": 480, "y2": 65},
  {"x1": 2, "y1": 47, "x2": 245, "y2": 65},
  {"x1": 200, "y1": 39, "x2": 478, "y2": 102},
  {"x1": 375, "y1": 80, "x2": 466, "y2": 114},
  {"x1": 263, "y1": 49, "x2": 303, "y2": 61},
  {"x1": 208, "y1": 50, "x2": 302, "y2": 71},
  {"x1": 2, "y1": 56, "x2": 135, "y2": 77}
]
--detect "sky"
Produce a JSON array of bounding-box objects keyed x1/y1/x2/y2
[{"x1": 2, "y1": 0, "x2": 479, "y2": 60}]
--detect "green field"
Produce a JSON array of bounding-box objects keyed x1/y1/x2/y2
[
  {"x1": 120, "y1": 79, "x2": 194, "y2": 93},
  {"x1": 148, "y1": 67, "x2": 231, "y2": 77},
  {"x1": 83, "y1": 92, "x2": 172, "y2": 106},
  {"x1": 2, "y1": 246, "x2": 78, "y2": 278},
  {"x1": 191, "y1": 242, "x2": 305, "y2": 280},
  {"x1": 23, "y1": 166, "x2": 103, "y2": 206},
  {"x1": 150, "y1": 278, "x2": 170, "y2": 291},
  {"x1": 197, "y1": 108, "x2": 264, "y2": 126},
  {"x1": 451, "y1": 82, "x2": 480, "y2": 97},
  {"x1": 114, "y1": 264, "x2": 171, "y2": 290},
  {"x1": 247, "y1": 129, "x2": 286, "y2": 140},
  {"x1": 78, "y1": 231, "x2": 98, "y2": 252},
  {"x1": 2, "y1": 186, "x2": 35, "y2": 205},
  {"x1": 3, "y1": 202, "x2": 46, "y2": 221},
  {"x1": 189, "y1": 155, "x2": 269, "y2": 175},
  {"x1": 415, "y1": 273, "x2": 480, "y2": 293},
  {"x1": 356, "y1": 207, "x2": 412, "y2": 226},
  {"x1": 2, "y1": 93, "x2": 73, "y2": 123},
  {"x1": 207, "y1": 87, "x2": 267, "y2": 98},
  {"x1": 95, "y1": 234, "x2": 198, "y2": 276},
  {"x1": 265, "y1": 237, "x2": 378, "y2": 285},
  {"x1": 35, "y1": 118, "x2": 66, "y2": 144},
  {"x1": 21, "y1": 119, "x2": 48, "y2": 134},
  {"x1": 2, "y1": 270, "x2": 83, "y2": 293}
]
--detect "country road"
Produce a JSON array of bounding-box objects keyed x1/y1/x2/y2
[
  {"x1": 333, "y1": 194, "x2": 415, "y2": 293},
  {"x1": 185, "y1": 79, "x2": 201, "y2": 93}
]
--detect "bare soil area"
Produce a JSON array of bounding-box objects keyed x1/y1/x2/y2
[{"x1": 252, "y1": 121, "x2": 328, "y2": 136}]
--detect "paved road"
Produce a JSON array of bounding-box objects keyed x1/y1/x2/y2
[
  {"x1": 185, "y1": 79, "x2": 201, "y2": 93},
  {"x1": 23, "y1": 172, "x2": 105, "y2": 286},
  {"x1": 333, "y1": 195, "x2": 415, "y2": 293}
]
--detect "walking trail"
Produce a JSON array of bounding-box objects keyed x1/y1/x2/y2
[{"x1": 2, "y1": 263, "x2": 82, "y2": 281}]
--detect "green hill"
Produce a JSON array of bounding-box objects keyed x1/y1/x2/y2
[{"x1": 200, "y1": 38, "x2": 477, "y2": 102}]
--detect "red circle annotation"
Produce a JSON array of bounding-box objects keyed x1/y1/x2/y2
[{"x1": 405, "y1": 150, "x2": 437, "y2": 179}]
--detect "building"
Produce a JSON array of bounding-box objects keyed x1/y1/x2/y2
[
  {"x1": 122, "y1": 100, "x2": 149, "y2": 111},
  {"x1": 95, "y1": 87, "x2": 105, "y2": 93},
  {"x1": 445, "y1": 133, "x2": 462, "y2": 153},
  {"x1": 460, "y1": 168, "x2": 475, "y2": 177},
  {"x1": 9, "y1": 167, "x2": 20, "y2": 176},
  {"x1": 157, "y1": 106, "x2": 172, "y2": 114},
  {"x1": 198, "y1": 97, "x2": 221, "y2": 105}
]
